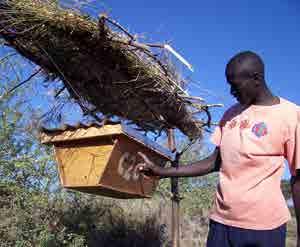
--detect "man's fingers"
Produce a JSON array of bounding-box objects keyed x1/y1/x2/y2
[
  {"x1": 135, "y1": 163, "x2": 146, "y2": 173},
  {"x1": 137, "y1": 152, "x2": 152, "y2": 164}
]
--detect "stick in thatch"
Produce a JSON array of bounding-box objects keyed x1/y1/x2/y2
[{"x1": 0, "y1": 0, "x2": 213, "y2": 139}]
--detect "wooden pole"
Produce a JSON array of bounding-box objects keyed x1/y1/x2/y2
[{"x1": 167, "y1": 128, "x2": 180, "y2": 247}]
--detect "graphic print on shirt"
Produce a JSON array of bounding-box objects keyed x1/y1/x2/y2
[
  {"x1": 240, "y1": 119, "x2": 250, "y2": 129},
  {"x1": 251, "y1": 122, "x2": 268, "y2": 138},
  {"x1": 228, "y1": 119, "x2": 237, "y2": 129},
  {"x1": 227, "y1": 117, "x2": 250, "y2": 130}
]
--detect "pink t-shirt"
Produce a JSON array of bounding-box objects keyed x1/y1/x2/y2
[{"x1": 210, "y1": 97, "x2": 300, "y2": 230}]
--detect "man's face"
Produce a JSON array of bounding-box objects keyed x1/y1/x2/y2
[{"x1": 226, "y1": 74, "x2": 258, "y2": 106}]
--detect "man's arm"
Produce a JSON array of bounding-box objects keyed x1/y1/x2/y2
[
  {"x1": 290, "y1": 171, "x2": 300, "y2": 246},
  {"x1": 137, "y1": 147, "x2": 221, "y2": 179}
]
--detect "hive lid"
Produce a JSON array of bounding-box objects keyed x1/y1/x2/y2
[
  {"x1": 40, "y1": 122, "x2": 175, "y2": 161},
  {"x1": 121, "y1": 124, "x2": 175, "y2": 160}
]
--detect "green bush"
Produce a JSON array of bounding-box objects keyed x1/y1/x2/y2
[{"x1": 0, "y1": 185, "x2": 169, "y2": 246}]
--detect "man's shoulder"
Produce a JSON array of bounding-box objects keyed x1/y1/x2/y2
[
  {"x1": 280, "y1": 97, "x2": 297, "y2": 107},
  {"x1": 219, "y1": 103, "x2": 242, "y2": 125},
  {"x1": 279, "y1": 97, "x2": 299, "y2": 112},
  {"x1": 279, "y1": 97, "x2": 299, "y2": 122}
]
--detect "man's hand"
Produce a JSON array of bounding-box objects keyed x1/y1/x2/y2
[
  {"x1": 136, "y1": 152, "x2": 163, "y2": 179},
  {"x1": 136, "y1": 147, "x2": 220, "y2": 179}
]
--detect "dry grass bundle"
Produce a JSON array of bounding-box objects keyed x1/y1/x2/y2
[{"x1": 0, "y1": 0, "x2": 214, "y2": 139}]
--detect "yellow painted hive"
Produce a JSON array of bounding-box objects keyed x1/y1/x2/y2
[{"x1": 40, "y1": 122, "x2": 174, "y2": 199}]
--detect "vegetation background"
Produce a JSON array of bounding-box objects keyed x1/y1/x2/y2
[
  {"x1": 0, "y1": 74, "x2": 296, "y2": 247},
  {"x1": 0, "y1": 6, "x2": 297, "y2": 244}
]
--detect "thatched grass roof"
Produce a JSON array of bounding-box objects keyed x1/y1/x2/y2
[{"x1": 0, "y1": 0, "x2": 215, "y2": 140}]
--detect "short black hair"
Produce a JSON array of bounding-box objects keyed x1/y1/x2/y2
[{"x1": 225, "y1": 51, "x2": 265, "y2": 80}]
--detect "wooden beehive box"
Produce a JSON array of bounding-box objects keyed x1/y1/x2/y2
[{"x1": 40, "y1": 122, "x2": 174, "y2": 199}]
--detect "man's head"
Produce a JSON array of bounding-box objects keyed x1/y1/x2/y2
[{"x1": 225, "y1": 51, "x2": 265, "y2": 106}]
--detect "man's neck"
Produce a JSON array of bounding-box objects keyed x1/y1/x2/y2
[{"x1": 252, "y1": 87, "x2": 279, "y2": 106}]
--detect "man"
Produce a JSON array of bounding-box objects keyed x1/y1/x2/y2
[{"x1": 137, "y1": 51, "x2": 300, "y2": 247}]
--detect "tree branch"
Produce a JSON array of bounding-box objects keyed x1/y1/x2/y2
[
  {"x1": 6, "y1": 68, "x2": 42, "y2": 95},
  {"x1": 99, "y1": 14, "x2": 136, "y2": 41}
]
